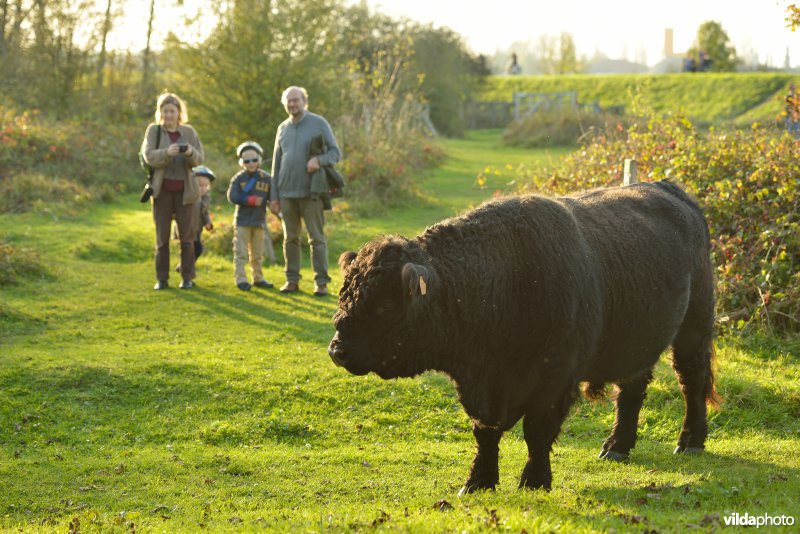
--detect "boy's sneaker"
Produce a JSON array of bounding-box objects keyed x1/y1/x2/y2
[
  {"x1": 179, "y1": 279, "x2": 194, "y2": 289},
  {"x1": 253, "y1": 280, "x2": 274, "y2": 289},
  {"x1": 237, "y1": 282, "x2": 252, "y2": 291}
]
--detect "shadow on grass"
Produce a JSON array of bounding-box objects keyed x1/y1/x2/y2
[
  {"x1": 173, "y1": 284, "x2": 334, "y2": 340},
  {"x1": 73, "y1": 236, "x2": 151, "y2": 263},
  {"x1": 0, "y1": 361, "x2": 326, "y2": 451},
  {"x1": 0, "y1": 303, "x2": 48, "y2": 341}
]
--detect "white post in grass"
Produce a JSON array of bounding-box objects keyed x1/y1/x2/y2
[{"x1": 623, "y1": 159, "x2": 638, "y2": 185}]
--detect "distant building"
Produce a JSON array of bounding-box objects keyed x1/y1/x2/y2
[{"x1": 650, "y1": 28, "x2": 686, "y2": 73}]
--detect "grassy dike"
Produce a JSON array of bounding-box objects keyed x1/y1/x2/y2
[
  {"x1": 1, "y1": 132, "x2": 798, "y2": 532},
  {"x1": 478, "y1": 73, "x2": 800, "y2": 125}
]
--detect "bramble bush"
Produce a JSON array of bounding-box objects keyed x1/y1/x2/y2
[
  {"x1": 503, "y1": 109, "x2": 631, "y2": 148},
  {"x1": 335, "y1": 38, "x2": 445, "y2": 211},
  {"x1": 0, "y1": 106, "x2": 142, "y2": 214},
  {"x1": 513, "y1": 107, "x2": 799, "y2": 335}
]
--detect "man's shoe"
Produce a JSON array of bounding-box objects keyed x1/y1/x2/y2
[
  {"x1": 154, "y1": 280, "x2": 168, "y2": 290},
  {"x1": 237, "y1": 282, "x2": 252, "y2": 291},
  {"x1": 313, "y1": 284, "x2": 328, "y2": 297},
  {"x1": 179, "y1": 279, "x2": 194, "y2": 289},
  {"x1": 253, "y1": 280, "x2": 274, "y2": 289},
  {"x1": 279, "y1": 282, "x2": 299, "y2": 293}
]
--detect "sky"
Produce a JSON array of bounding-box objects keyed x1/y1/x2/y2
[
  {"x1": 359, "y1": 0, "x2": 798, "y2": 67},
  {"x1": 110, "y1": 0, "x2": 798, "y2": 68}
]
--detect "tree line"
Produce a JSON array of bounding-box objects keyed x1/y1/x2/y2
[
  {"x1": 489, "y1": 20, "x2": 761, "y2": 75},
  {"x1": 0, "y1": 0, "x2": 489, "y2": 147}
]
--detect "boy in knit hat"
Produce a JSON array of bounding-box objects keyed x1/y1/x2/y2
[
  {"x1": 174, "y1": 165, "x2": 216, "y2": 276},
  {"x1": 227, "y1": 141, "x2": 280, "y2": 291}
]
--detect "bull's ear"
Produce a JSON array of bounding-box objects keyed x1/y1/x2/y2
[
  {"x1": 401, "y1": 262, "x2": 430, "y2": 303},
  {"x1": 338, "y1": 251, "x2": 357, "y2": 272}
]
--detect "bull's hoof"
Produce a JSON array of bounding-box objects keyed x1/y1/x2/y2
[
  {"x1": 674, "y1": 445, "x2": 704, "y2": 454},
  {"x1": 457, "y1": 482, "x2": 495, "y2": 497},
  {"x1": 598, "y1": 449, "x2": 630, "y2": 462}
]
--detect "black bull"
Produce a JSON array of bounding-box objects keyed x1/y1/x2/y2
[{"x1": 329, "y1": 181, "x2": 720, "y2": 493}]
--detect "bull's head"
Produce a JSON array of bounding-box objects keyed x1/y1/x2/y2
[{"x1": 328, "y1": 236, "x2": 432, "y2": 379}]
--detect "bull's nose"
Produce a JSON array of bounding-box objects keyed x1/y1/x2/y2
[{"x1": 328, "y1": 335, "x2": 349, "y2": 366}]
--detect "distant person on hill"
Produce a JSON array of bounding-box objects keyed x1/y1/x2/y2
[
  {"x1": 271, "y1": 86, "x2": 341, "y2": 297},
  {"x1": 507, "y1": 52, "x2": 522, "y2": 75},
  {"x1": 141, "y1": 92, "x2": 204, "y2": 290},
  {"x1": 174, "y1": 165, "x2": 216, "y2": 276},
  {"x1": 784, "y1": 84, "x2": 800, "y2": 138},
  {"x1": 682, "y1": 52, "x2": 696, "y2": 73},
  {"x1": 698, "y1": 51, "x2": 712, "y2": 72},
  {"x1": 227, "y1": 141, "x2": 279, "y2": 292}
]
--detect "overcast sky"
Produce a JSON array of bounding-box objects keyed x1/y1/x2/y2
[
  {"x1": 358, "y1": 0, "x2": 798, "y2": 66},
  {"x1": 110, "y1": 0, "x2": 798, "y2": 67}
]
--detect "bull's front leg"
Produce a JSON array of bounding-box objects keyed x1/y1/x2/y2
[{"x1": 458, "y1": 423, "x2": 502, "y2": 495}]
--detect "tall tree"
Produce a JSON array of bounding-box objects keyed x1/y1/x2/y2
[
  {"x1": 406, "y1": 24, "x2": 489, "y2": 136},
  {"x1": 557, "y1": 32, "x2": 578, "y2": 74},
  {"x1": 167, "y1": 0, "x2": 343, "y2": 152},
  {"x1": 141, "y1": 0, "x2": 156, "y2": 98},
  {"x1": 690, "y1": 20, "x2": 738, "y2": 72},
  {"x1": 96, "y1": 0, "x2": 113, "y2": 89},
  {"x1": 535, "y1": 33, "x2": 581, "y2": 75}
]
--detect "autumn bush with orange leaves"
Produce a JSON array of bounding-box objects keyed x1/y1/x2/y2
[{"x1": 515, "y1": 107, "x2": 799, "y2": 335}]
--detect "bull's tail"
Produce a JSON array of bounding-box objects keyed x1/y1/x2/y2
[
  {"x1": 705, "y1": 343, "x2": 722, "y2": 409},
  {"x1": 581, "y1": 381, "x2": 608, "y2": 402}
]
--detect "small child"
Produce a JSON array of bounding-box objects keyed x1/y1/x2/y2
[
  {"x1": 174, "y1": 165, "x2": 216, "y2": 277},
  {"x1": 227, "y1": 141, "x2": 279, "y2": 291}
]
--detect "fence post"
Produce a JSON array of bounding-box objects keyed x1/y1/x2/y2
[{"x1": 623, "y1": 159, "x2": 638, "y2": 185}]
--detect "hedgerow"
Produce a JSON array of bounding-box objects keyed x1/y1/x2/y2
[{"x1": 514, "y1": 107, "x2": 799, "y2": 335}]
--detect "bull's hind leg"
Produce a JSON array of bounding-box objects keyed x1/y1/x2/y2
[
  {"x1": 459, "y1": 424, "x2": 502, "y2": 495},
  {"x1": 599, "y1": 370, "x2": 653, "y2": 461},
  {"x1": 671, "y1": 290, "x2": 718, "y2": 454},
  {"x1": 519, "y1": 377, "x2": 579, "y2": 491}
]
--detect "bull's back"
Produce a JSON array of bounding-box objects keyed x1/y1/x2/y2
[{"x1": 570, "y1": 182, "x2": 711, "y2": 382}]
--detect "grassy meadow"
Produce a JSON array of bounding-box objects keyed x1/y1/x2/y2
[{"x1": 1, "y1": 131, "x2": 798, "y2": 532}]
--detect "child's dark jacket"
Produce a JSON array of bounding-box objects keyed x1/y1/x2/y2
[{"x1": 227, "y1": 169, "x2": 275, "y2": 227}]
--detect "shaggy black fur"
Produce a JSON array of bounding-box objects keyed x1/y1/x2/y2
[{"x1": 329, "y1": 180, "x2": 719, "y2": 493}]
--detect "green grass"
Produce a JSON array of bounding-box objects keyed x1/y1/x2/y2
[
  {"x1": 478, "y1": 73, "x2": 800, "y2": 125},
  {"x1": 2, "y1": 132, "x2": 798, "y2": 532}
]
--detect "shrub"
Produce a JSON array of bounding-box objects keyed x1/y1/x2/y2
[
  {"x1": 513, "y1": 108, "x2": 799, "y2": 335},
  {"x1": 203, "y1": 217, "x2": 283, "y2": 259},
  {"x1": 0, "y1": 237, "x2": 48, "y2": 286},
  {"x1": 341, "y1": 121, "x2": 445, "y2": 207},
  {"x1": 503, "y1": 109, "x2": 631, "y2": 148},
  {"x1": 0, "y1": 105, "x2": 142, "y2": 213}
]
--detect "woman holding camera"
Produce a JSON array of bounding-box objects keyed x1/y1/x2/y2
[{"x1": 141, "y1": 92, "x2": 204, "y2": 290}]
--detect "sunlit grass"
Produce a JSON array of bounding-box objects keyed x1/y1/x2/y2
[{"x1": 1, "y1": 132, "x2": 798, "y2": 532}]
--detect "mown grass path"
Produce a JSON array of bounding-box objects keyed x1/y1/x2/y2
[{"x1": 2, "y1": 132, "x2": 798, "y2": 532}]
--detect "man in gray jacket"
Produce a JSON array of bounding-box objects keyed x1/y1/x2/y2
[{"x1": 271, "y1": 86, "x2": 341, "y2": 296}]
